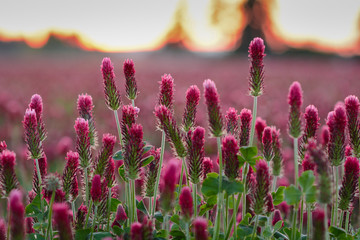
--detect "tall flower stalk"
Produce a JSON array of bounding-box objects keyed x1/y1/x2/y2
[
  {"x1": 345, "y1": 95, "x2": 360, "y2": 157},
  {"x1": 123, "y1": 59, "x2": 138, "y2": 103},
  {"x1": 299, "y1": 105, "x2": 320, "y2": 160}
]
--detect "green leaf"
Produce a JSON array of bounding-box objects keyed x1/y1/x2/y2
[
  {"x1": 299, "y1": 170, "x2": 315, "y2": 193},
  {"x1": 110, "y1": 198, "x2": 121, "y2": 212},
  {"x1": 118, "y1": 165, "x2": 128, "y2": 182},
  {"x1": 201, "y1": 173, "x2": 219, "y2": 197},
  {"x1": 93, "y1": 232, "x2": 112, "y2": 239},
  {"x1": 273, "y1": 220, "x2": 283, "y2": 232},
  {"x1": 239, "y1": 146, "x2": 260, "y2": 167},
  {"x1": 136, "y1": 200, "x2": 149, "y2": 216},
  {"x1": 75, "y1": 229, "x2": 91, "y2": 240},
  {"x1": 113, "y1": 150, "x2": 123, "y2": 160},
  {"x1": 154, "y1": 211, "x2": 164, "y2": 223},
  {"x1": 112, "y1": 225, "x2": 123, "y2": 237},
  {"x1": 329, "y1": 226, "x2": 349, "y2": 238},
  {"x1": 143, "y1": 145, "x2": 153, "y2": 154},
  {"x1": 199, "y1": 196, "x2": 217, "y2": 216},
  {"x1": 237, "y1": 225, "x2": 253, "y2": 238},
  {"x1": 170, "y1": 230, "x2": 185, "y2": 238},
  {"x1": 27, "y1": 233, "x2": 45, "y2": 240},
  {"x1": 272, "y1": 186, "x2": 285, "y2": 206},
  {"x1": 141, "y1": 155, "x2": 154, "y2": 167},
  {"x1": 239, "y1": 213, "x2": 252, "y2": 226},
  {"x1": 304, "y1": 186, "x2": 317, "y2": 204},
  {"x1": 284, "y1": 185, "x2": 302, "y2": 206},
  {"x1": 222, "y1": 179, "x2": 244, "y2": 195},
  {"x1": 263, "y1": 226, "x2": 272, "y2": 238},
  {"x1": 170, "y1": 214, "x2": 180, "y2": 225},
  {"x1": 155, "y1": 229, "x2": 168, "y2": 238}
]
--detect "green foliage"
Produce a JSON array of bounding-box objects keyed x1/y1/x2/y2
[
  {"x1": 284, "y1": 185, "x2": 301, "y2": 206},
  {"x1": 272, "y1": 186, "x2": 285, "y2": 205},
  {"x1": 238, "y1": 146, "x2": 261, "y2": 167}
]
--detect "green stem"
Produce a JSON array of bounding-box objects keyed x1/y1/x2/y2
[
  {"x1": 251, "y1": 215, "x2": 259, "y2": 240},
  {"x1": 324, "y1": 204, "x2": 329, "y2": 240},
  {"x1": 193, "y1": 183, "x2": 197, "y2": 218},
  {"x1": 291, "y1": 207, "x2": 298, "y2": 240},
  {"x1": 85, "y1": 168, "x2": 89, "y2": 207},
  {"x1": 335, "y1": 166, "x2": 339, "y2": 226},
  {"x1": 225, "y1": 194, "x2": 229, "y2": 232},
  {"x1": 242, "y1": 164, "x2": 248, "y2": 221},
  {"x1": 233, "y1": 194, "x2": 240, "y2": 239},
  {"x1": 107, "y1": 188, "x2": 112, "y2": 231},
  {"x1": 299, "y1": 199, "x2": 304, "y2": 234},
  {"x1": 131, "y1": 99, "x2": 135, "y2": 107},
  {"x1": 213, "y1": 137, "x2": 223, "y2": 240},
  {"x1": 131, "y1": 179, "x2": 137, "y2": 222},
  {"x1": 181, "y1": 157, "x2": 189, "y2": 186},
  {"x1": 185, "y1": 222, "x2": 190, "y2": 240},
  {"x1": 178, "y1": 164, "x2": 185, "y2": 200},
  {"x1": 272, "y1": 176, "x2": 277, "y2": 192},
  {"x1": 249, "y1": 96, "x2": 258, "y2": 146},
  {"x1": 113, "y1": 110, "x2": 124, "y2": 147},
  {"x1": 35, "y1": 158, "x2": 44, "y2": 213},
  {"x1": 345, "y1": 211, "x2": 350, "y2": 232},
  {"x1": 152, "y1": 131, "x2": 165, "y2": 217},
  {"x1": 85, "y1": 200, "x2": 93, "y2": 228},
  {"x1": 307, "y1": 204, "x2": 311, "y2": 240},
  {"x1": 340, "y1": 211, "x2": 344, "y2": 228},
  {"x1": 225, "y1": 213, "x2": 234, "y2": 240},
  {"x1": 72, "y1": 200, "x2": 76, "y2": 224},
  {"x1": 293, "y1": 138, "x2": 299, "y2": 187},
  {"x1": 149, "y1": 197, "x2": 153, "y2": 219},
  {"x1": 46, "y1": 191, "x2": 56, "y2": 240},
  {"x1": 90, "y1": 205, "x2": 98, "y2": 240},
  {"x1": 6, "y1": 198, "x2": 10, "y2": 240}
]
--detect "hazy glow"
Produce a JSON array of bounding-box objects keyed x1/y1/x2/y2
[{"x1": 0, "y1": 0, "x2": 359, "y2": 53}]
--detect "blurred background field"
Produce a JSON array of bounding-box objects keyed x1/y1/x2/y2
[{"x1": 0, "y1": 0, "x2": 360, "y2": 188}]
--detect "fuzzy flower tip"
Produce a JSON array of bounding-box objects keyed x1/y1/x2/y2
[
  {"x1": 203, "y1": 79, "x2": 224, "y2": 137},
  {"x1": 0, "y1": 141, "x2": 6, "y2": 153},
  {"x1": 29, "y1": 94, "x2": 46, "y2": 141},
  {"x1": 345, "y1": 95, "x2": 360, "y2": 157},
  {"x1": 187, "y1": 126, "x2": 205, "y2": 184},
  {"x1": 182, "y1": 85, "x2": 200, "y2": 132},
  {"x1": 124, "y1": 124, "x2": 145, "y2": 180},
  {"x1": 0, "y1": 150, "x2": 18, "y2": 196},
  {"x1": 123, "y1": 59, "x2": 138, "y2": 100},
  {"x1": 179, "y1": 186, "x2": 193, "y2": 220},
  {"x1": 101, "y1": 57, "x2": 121, "y2": 111},
  {"x1": 222, "y1": 135, "x2": 240, "y2": 181},
  {"x1": 145, "y1": 148, "x2": 161, "y2": 197},
  {"x1": 94, "y1": 133, "x2": 116, "y2": 176},
  {"x1": 130, "y1": 217, "x2": 153, "y2": 240},
  {"x1": 272, "y1": 210, "x2": 283, "y2": 227},
  {"x1": 345, "y1": 145, "x2": 352, "y2": 157},
  {"x1": 288, "y1": 81, "x2": 303, "y2": 138},
  {"x1": 225, "y1": 107, "x2": 239, "y2": 135},
  {"x1": 53, "y1": 203, "x2": 73, "y2": 240},
  {"x1": 160, "y1": 160, "x2": 178, "y2": 213},
  {"x1": 255, "y1": 117, "x2": 267, "y2": 150},
  {"x1": 62, "y1": 151, "x2": 79, "y2": 201},
  {"x1": 91, "y1": 175, "x2": 102, "y2": 204},
  {"x1": 327, "y1": 105, "x2": 347, "y2": 166},
  {"x1": 112, "y1": 204, "x2": 128, "y2": 228},
  {"x1": 155, "y1": 105, "x2": 186, "y2": 158},
  {"x1": 339, "y1": 156, "x2": 360, "y2": 211},
  {"x1": 23, "y1": 108, "x2": 43, "y2": 159},
  {"x1": 75, "y1": 204, "x2": 87, "y2": 230},
  {"x1": 299, "y1": 105, "x2": 320, "y2": 159},
  {"x1": 193, "y1": 217, "x2": 209, "y2": 240},
  {"x1": 239, "y1": 108, "x2": 252, "y2": 147},
  {"x1": 74, "y1": 118, "x2": 92, "y2": 169},
  {"x1": 9, "y1": 190, "x2": 25, "y2": 240},
  {"x1": 262, "y1": 126, "x2": 273, "y2": 162},
  {"x1": 158, "y1": 74, "x2": 174, "y2": 109},
  {"x1": 271, "y1": 127, "x2": 283, "y2": 177},
  {"x1": 312, "y1": 208, "x2": 325, "y2": 240},
  {"x1": 202, "y1": 157, "x2": 213, "y2": 180},
  {"x1": 252, "y1": 160, "x2": 271, "y2": 215},
  {"x1": 320, "y1": 125, "x2": 330, "y2": 147},
  {"x1": 77, "y1": 93, "x2": 97, "y2": 147},
  {"x1": 248, "y1": 37, "x2": 266, "y2": 97}
]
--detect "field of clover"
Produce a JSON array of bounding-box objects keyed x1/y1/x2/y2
[{"x1": 0, "y1": 37, "x2": 360, "y2": 240}]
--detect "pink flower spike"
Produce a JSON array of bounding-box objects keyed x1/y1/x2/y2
[
  {"x1": 255, "y1": 117, "x2": 267, "y2": 150},
  {"x1": 29, "y1": 94, "x2": 43, "y2": 119},
  {"x1": 74, "y1": 117, "x2": 91, "y2": 169},
  {"x1": 53, "y1": 203, "x2": 74, "y2": 240},
  {"x1": 299, "y1": 105, "x2": 320, "y2": 159},
  {"x1": 187, "y1": 126, "x2": 205, "y2": 184},
  {"x1": 248, "y1": 37, "x2": 266, "y2": 97},
  {"x1": 320, "y1": 125, "x2": 330, "y2": 147},
  {"x1": 225, "y1": 107, "x2": 239, "y2": 135},
  {"x1": 288, "y1": 81, "x2": 303, "y2": 138},
  {"x1": 193, "y1": 217, "x2": 209, "y2": 240},
  {"x1": 101, "y1": 57, "x2": 121, "y2": 111},
  {"x1": 62, "y1": 151, "x2": 79, "y2": 201},
  {"x1": 0, "y1": 141, "x2": 6, "y2": 153},
  {"x1": 94, "y1": 133, "x2": 116, "y2": 176},
  {"x1": 179, "y1": 186, "x2": 193, "y2": 220},
  {"x1": 112, "y1": 204, "x2": 128, "y2": 228},
  {"x1": 130, "y1": 222, "x2": 143, "y2": 240},
  {"x1": 262, "y1": 127, "x2": 273, "y2": 162},
  {"x1": 345, "y1": 145, "x2": 352, "y2": 157},
  {"x1": 77, "y1": 93, "x2": 94, "y2": 117},
  {"x1": 252, "y1": 160, "x2": 271, "y2": 215},
  {"x1": 32, "y1": 155, "x2": 47, "y2": 195},
  {"x1": 339, "y1": 156, "x2": 360, "y2": 211},
  {"x1": 160, "y1": 160, "x2": 178, "y2": 213},
  {"x1": 312, "y1": 208, "x2": 325, "y2": 240},
  {"x1": 23, "y1": 108, "x2": 43, "y2": 159},
  {"x1": 26, "y1": 217, "x2": 35, "y2": 234},
  {"x1": 75, "y1": 204, "x2": 87, "y2": 230},
  {"x1": 202, "y1": 157, "x2": 213, "y2": 180},
  {"x1": 302, "y1": 154, "x2": 316, "y2": 172},
  {"x1": 239, "y1": 108, "x2": 252, "y2": 147},
  {"x1": 9, "y1": 190, "x2": 25, "y2": 240},
  {"x1": 91, "y1": 175, "x2": 102, "y2": 204},
  {"x1": 0, "y1": 150, "x2": 19, "y2": 196},
  {"x1": 272, "y1": 210, "x2": 283, "y2": 227},
  {"x1": 345, "y1": 95, "x2": 360, "y2": 157},
  {"x1": 182, "y1": 85, "x2": 200, "y2": 132},
  {"x1": 0, "y1": 218, "x2": 6, "y2": 240},
  {"x1": 222, "y1": 135, "x2": 240, "y2": 181},
  {"x1": 124, "y1": 59, "x2": 138, "y2": 100},
  {"x1": 158, "y1": 74, "x2": 174, "y2": 109},
  {"x1": 203, "y1": 79, "x2": 224, "y2": 137}
]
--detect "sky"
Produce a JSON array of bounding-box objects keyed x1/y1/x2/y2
[{"x1": 0, "y1": 0, "x2": 359, "y2": 54}]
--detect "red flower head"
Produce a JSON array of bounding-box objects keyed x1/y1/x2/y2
[
  {"x1": 29, "y1": 94, "x2": 46, "y2": 141},
  {"x1": 299, "y1": 105, "x2": 320, "y2": 159},
  {"x1": 339, "y1": 156, "x2": 360, "y2": 211},
  {"x1": 0, "y1": 218, "x2": 6, "y2": 240},
  {"x1": 327, "y1": 105, "x2": 347, "y2": 166},
  {"x1": 26, "y1": 217, "x2": 35, "y2": 234},
  {"x1": 160, "y1": 160, "x2": 178, "y2": 213},
  {"x1": 255, "y1": 117, "x2": 267, "y2": 150},
  {"x1": 62, "y1": 151, "x2": 79, "y2": 201},
  {"x1": 345, "y1": 95, "x2": 360, "y2": 157},
  {"x1": 222, "y1": 135, "x2": 240, "y2": 181},
  {"x1": 225, "y1": 107, "x2": 239, "y2": 135},
  {"x1": 23, "y1": 108, "x2": 43, "y2": 159},
  {"x1": 130, "y1": 217, "x2": 153, "y2": 240},
  {"x1": 252, "y1": 160, "x2": 271, "y2": 215},
  {"x1": 101, "y1": 57, "x2": 121, "y2": 111},
  {"x1": 53, "y1": 203, "x2": 73, "y2": 240},
  {"x1": 124, "y1": 59, "x2": 138, "y2": 100},
  {"x1": 144, "y1": 148, "x2": 161, "y2": 198},
  {"x1": 9, "y1": 190, "x2": 25, "y2": 240},
  {"x1": 121, "y1": 104, "x2": 139, "y2": 144},
  {"x1": 0, "y1": 150, "x2": 18, "y2": 196},
  {"x1": 112, "y1": 204, "x2": 128, "y2": 228},
  {"x1": 288, "y1": 81, "x2": 303, "y2": 138},
  {"x1": 302, "y1": 154, "x2": 316, "y2": 172},
  {"x1": 202, "y1": 157, "x2": 213, "y2": 180},
  {"x1": 91, "y1": 175, "x2": 102, "y2": 204},
  {"x1": 74, "y1": 118, "x2": 92, "y2": 169},
  {"x1": 158, "y1": 74, "x2": 174, "y2": 110},
  {"x1": 320, "y1": 125, "x2": 330, "y2": 147},
  {"x1": 131, "y1": 222, "x2": 143, "y2": 240},
  {"x1": 187, "y1": 126, "x2": 205, "y2": 184},
  {"x1": 94, "y1": 133, "x2": 116, "y2": 176},
  {"x1": 262, "y1": 126, "x2": 273, "y2": 162},
  {"x1": 239, "y1": 108, "x2": 252, "y2": 147},
  {"x1": 75, "y1": 204, "x2": 87, "y2": 230},
  {"x1": 0, "y1": 141, "x2": 6, "y2": 153},
  {"x1": 182, "y1": 85, "x2": 200, "y2": 132},
  {"x1": 248, "y1": 37, "x2": 266, "y2": 97},
  {"x1": 272, "y1": 209, "x2": 284, "y2": 227},
  {"x1": 203, "y1": 79, "x2": 224, "y2": 137},
  {"x1": 271, "y1": 126, "x2": 283, "y2": 177},
  {"x1": 179, "y1": 186, "x2": 193, "y2": 221},
  {"x1": 193, "y1": 217, "x2": 209, "y2": 240},
  {"x1": 104, "y1": 158, "x2": 116, "y2": 188},
  {"x1": 345, "y1": 145, "x2": 352, "y2": 157},
  {"x1": 77, "y1": 94, "x2": 97, "y2": 147},
  {"x1": 312, "y1": 208, "x2": 325, "y2": 240}
]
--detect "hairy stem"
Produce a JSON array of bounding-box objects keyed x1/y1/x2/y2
[
  {"x1": 334, "y1": 166, "x2": 339, "y2": 226},
  {"x1": 293, "y1": 138, "x2": 299, "y2": 187},
  {"x1": 152, "y1": 131, "x2": 165, "y2": 217},
  {"x1": 46, "y1": 191, "x2": 56, "y2": 240},
  {"x1": 107, "y1": 188, "x2": 112, "y2": 231},
  {"x1": 213, "y1": 137, "x2": 223, "y2": 240},
  {"x1": 35, "y1": 158, "x2": 44, "y2": 213},
  {"x1": 324, "y1": 204, "x2": 329, "y2": 240},
  {"x1": 90, "y1": 205, "x2": 98, "y2": 240},
  {"x1": 193, "y1": 183, "x2": 197, "y2": 218},
  {"x1": 113, "y1": 110, "x2": 124, "y2": 147},
  {"x1": 307, "y1": 204, "x2": 311, "y2": 239},
  {"x1": 249, "y1": 96, "x2": 258, "y2": 146},
  {"x1": 299, "y1": 199, "x2": 304, "y2": 234},
  {"x1": 251, "y1": 215, "x2": 259, "y2": 240},
  {"x1": 84, "y1": 168, "x2": 89, "y2": 207},
  {"x1": 85, "y1": 200, "x2": 93, "y2": 228}
]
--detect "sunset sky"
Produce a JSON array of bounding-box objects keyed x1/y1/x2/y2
[{"x1": 0, "y1": 0, "x2": 359, "y2": 55}]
